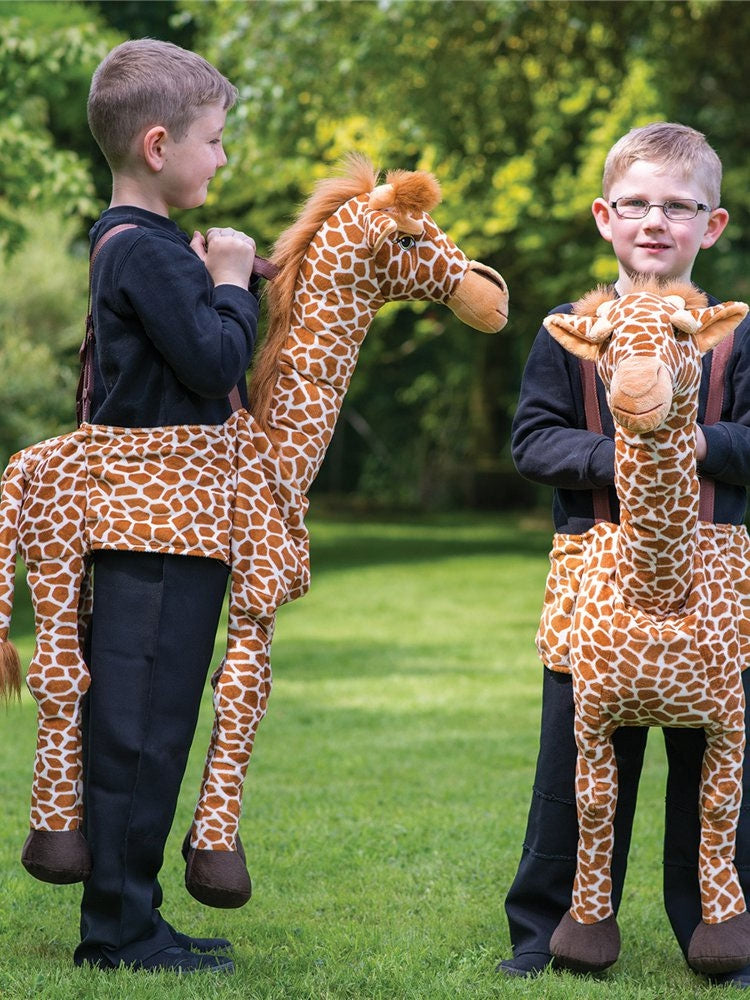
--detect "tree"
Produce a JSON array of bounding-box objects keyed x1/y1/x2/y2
[
  {"x1": 4, "y1": 0, "x2": 750, "y2": 507},
  {"x1": 182, "y1": 0, "x2": 750, "y2": 506},
  {"x1": 0, "y1": 210, "x2": 88, "y2": 465},
  {"x1": 0, "y1": 3, "x2": 116, "y2": 249}
]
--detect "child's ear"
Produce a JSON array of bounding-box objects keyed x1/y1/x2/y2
[
  {"x1": 142, "y1": 126, "x2": 168, "y2": 172},
  {"x1": 701, "y1": 207, "x2": 729, "y2": 250},
  {"x1": 591, "y1": 198, "x2": 614, "y2": 244}
]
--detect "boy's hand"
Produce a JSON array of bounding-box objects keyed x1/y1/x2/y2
[{"x1": 191, "y1": 228, "x2": 256, "y2": 289}]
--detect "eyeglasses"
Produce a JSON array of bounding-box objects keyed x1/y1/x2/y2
[{"x1": 609, "y1": 197, "x2": 711, "y2": 221}]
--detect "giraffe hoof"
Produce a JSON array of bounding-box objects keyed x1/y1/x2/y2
[
  {"x1": 184, "y1": 847, "x2": 251, "y2": 908},
  {"x1": 182, "y1": 832, "x2": 251, "y2": 908},
  {"x1": 688, "y1": 912, "x2": 750, "y2": 974},
  {"x1": 550, "y1": 911, "x2": 620, "y2": 973},
  {"x1": 21, "y1": 828, "x2": 92, "y2": 884}
]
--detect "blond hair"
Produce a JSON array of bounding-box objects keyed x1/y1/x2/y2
[
  {"x1": 602, "y1": 122, "x2": 722, "y2": 208},
  {"x1": 88, "y1": 38, "x2": 238, "y2": 169}
]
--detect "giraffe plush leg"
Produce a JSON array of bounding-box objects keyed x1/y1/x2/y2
[
  {"x1": 688, "y1": 724, "x2": 750, "y2": 974},
  {"x1": 21, "y1": 557, "x2": 92, "y2": 884},
  {"x1": 550, "y1": 726, "x2": 621, "y2": 973},
  {"x1": 184, "y1": 614, "x2": 273, "y2": 908}
]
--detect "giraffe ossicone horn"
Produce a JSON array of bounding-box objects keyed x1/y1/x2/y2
[
  {"x1": 368, "y1": 184, "x2": 395, "y2": 211},
  {"x1": 670, "y1": 308, "x2": 700, "y2": 334},
  {"x1": 664, "y1": 294, "x2": 687, "y2": 309}
]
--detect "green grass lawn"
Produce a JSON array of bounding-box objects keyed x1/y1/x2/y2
[{"x1": 0, "y1": 512, "x2": 740, "y2": 998}]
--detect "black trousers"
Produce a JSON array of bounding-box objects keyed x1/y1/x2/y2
[
  {"x1": 504, "y1": 667, "x2": 750, "y2": 965},
  {"x1": 76, "y1": 550, "x2": 229, "y2": 962}
]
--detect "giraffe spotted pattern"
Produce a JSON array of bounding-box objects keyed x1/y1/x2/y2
[
  {"x1": 0, "y1": 414, "x2": 308, "y2": 836},
  {"x1": 539, "y1": 282, "x2": 750, "y2": 973},
  {"x1": 0, "y1": 158, "x2": 508, "y2": 905}
]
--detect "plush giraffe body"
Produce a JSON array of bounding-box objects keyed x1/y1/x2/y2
[
  {"x1": 0, "y1": 156, "x2": 508, "y2": 906},
  {"x1": 0, "y1": 415, "x2": 307, "y2": 836},
  {"x1": 539, "y1": 281, "x2": 750, "y2": 974}
]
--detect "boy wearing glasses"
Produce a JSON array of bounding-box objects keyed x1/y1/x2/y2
[{"x1": 500, "y1": 122, "x2": 750, "y2": 985}]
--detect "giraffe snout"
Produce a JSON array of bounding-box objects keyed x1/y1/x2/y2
[
  {"x1": 609, "y1": 356, "x2": 672, "y2": 433},
  {"x1": 445, "y1": 262, "x2": 509, "y2": 333}
]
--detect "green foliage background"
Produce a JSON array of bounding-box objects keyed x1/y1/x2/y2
[{"x1": 3, "y1": 0, "x2": 750, "y2": 508}]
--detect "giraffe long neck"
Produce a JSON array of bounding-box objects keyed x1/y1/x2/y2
[
  {"x1": 614, "y1": 396, "x2": 698, "y2": 615},
  {"x1": 263, "y1": 206, "x2": 383, "y2": 495}
]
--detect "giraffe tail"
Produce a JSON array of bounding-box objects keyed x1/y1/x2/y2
[
  {"x1": 0, "y1": 453, "x2": 25, "y2": 703},
  {"x1": 0, "y1": 637, "x2": 21, "y2": 703}
]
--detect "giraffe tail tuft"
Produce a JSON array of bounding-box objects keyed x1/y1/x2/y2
[
  {"x1": 0, "y1": 635, "x2": 22, "y2": 702},
  {"x1": 0, "y1": 451, "x2": 25, "y2": 703}
]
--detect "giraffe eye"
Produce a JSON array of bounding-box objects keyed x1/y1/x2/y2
[{"x1": 397, "y1": 235, "x2": 416, "y2": 250}]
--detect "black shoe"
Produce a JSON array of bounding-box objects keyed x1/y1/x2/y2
[
  {"x1": 168, "y1": 926, "x2": 233, "y2": 954},
  {"x1": 708, "y1": 969, "x2": 750, "y2": 989},
  {"x1": 74, "y1": 945, "x2": 234, "y2": 974},
  {"x1": 496, "y1": 952, "x2": 552, "y2": 978}
]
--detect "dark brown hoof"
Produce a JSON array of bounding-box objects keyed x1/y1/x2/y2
[
  {"x1": 688, "y1": 911, "x2": 750, "y2": 974},
  {"x1": 182, "y1": 831, "x2": 251, "y2": 908},
  {"x1": 21, "y1": 828, "x2": 92, "y2": 884},
  {"x1": 550, "y1": 910, "x2": 620, "y2": 973}
]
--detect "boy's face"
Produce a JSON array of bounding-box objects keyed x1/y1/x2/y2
[
  {"x1": 158, "y1": 102, "x2": 229, "y2": 211},
  {"x1": 591, "y1": 159, "x2": 728, "y2": 291}
]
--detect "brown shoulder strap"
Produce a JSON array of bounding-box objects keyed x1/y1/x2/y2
[
  {"x1": 89, "y1": 223, "x2": 139, "y2": 272},
  {"x1": 228, "y1": 385, "x2": 243, "y2": 412},
  {"x1": 579, "y1": 359, "x2": 613, "y2": 523},
  {"x1": 698, "y1": 330, "x2": 735, "y2": 522}
]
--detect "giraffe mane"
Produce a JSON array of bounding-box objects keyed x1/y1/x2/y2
[
  {"x1": 249, "y1": 154, "x2": 379, "y2": 427},
  {"x1": 573, "y1": 278, "x2": 708, "y2": 316}
]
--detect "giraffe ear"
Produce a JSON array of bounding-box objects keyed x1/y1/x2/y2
[
  {"x1": 543, "y1": 312, "x2": 613, "y2": 361},
  {"x1": 363, "y1": 210, "x2": 399, "y2": 254},
  {"x1": 689, "y1": 301, "x2": 749, "y2": 354}
]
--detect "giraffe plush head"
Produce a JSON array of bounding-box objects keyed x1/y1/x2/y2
[
  {"x1": 250, "y1": 154, "x2": 509, "y2": 425},
  {"x1": 543, "y1": 280, "x2": 748, "y2": 432},
  {"x1": 363, "y1": 168, "x2": 507, "y2": 330}
]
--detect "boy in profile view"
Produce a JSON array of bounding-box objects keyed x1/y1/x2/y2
[
  {"x1": 73, "y1": 38, "x2": 259, "y2": 973},
  {"x1": 500, "y1": 122, "x2": 750, "y2": 987}
]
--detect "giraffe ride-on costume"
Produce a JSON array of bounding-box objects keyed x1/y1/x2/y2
[
  {"x1": 0, "y1": 156, "x2": 509, "y2": 909},
  {"x1": 536, "y1": 279, "x2": 750, "y2": 975}
]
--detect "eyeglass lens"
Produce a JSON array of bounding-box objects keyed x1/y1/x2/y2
[{"x1": 613, "y1": 198, "x2": 702, "y2": 220}]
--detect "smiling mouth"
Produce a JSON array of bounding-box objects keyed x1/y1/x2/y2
[{"x1": 639, "y1": 242, "x2": 671, "y2": 250}]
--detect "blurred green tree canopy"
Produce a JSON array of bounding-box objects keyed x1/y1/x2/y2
[{"x1": 3, "y1": 0, "x2": 750, "y2": 507}]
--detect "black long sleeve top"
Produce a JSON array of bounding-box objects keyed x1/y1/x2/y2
[
  {"x1": 511, "y1": 294, "x2": 750, "y2": 534},
  {"x1": 88, "y1": 206, "x2": 259, "y2": 427}
]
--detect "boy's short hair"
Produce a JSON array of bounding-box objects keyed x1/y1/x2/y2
[
  {"x1": 88, "y1": 38, "x2": 238, "y2": 169},
  {"x1": 602, "y1": 122, "x2": 723, "y2": 209}
]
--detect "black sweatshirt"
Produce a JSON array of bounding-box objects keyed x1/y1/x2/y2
[
  {"x1": 511, "y1": 294, "x2": 750, "y2": 534},
  {"x1": 88, "y1": 206, "x2": 259, "y2": 427}
]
